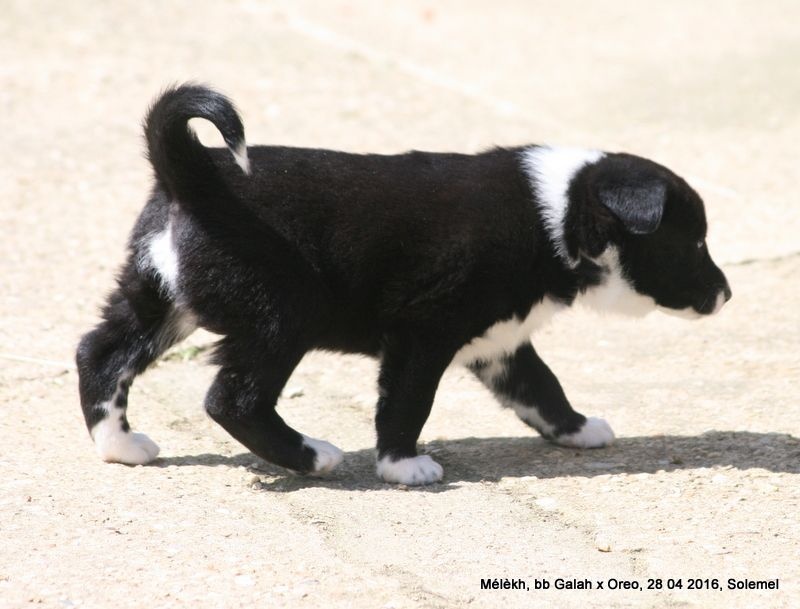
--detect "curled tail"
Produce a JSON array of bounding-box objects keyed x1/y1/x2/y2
[{"x1": 144, "y1": 84, "x2": 250, "y2": 203}]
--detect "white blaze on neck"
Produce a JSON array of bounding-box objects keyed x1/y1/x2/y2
[{"x1": 520, "y1": 146, "x2": 604, "y2": 265}]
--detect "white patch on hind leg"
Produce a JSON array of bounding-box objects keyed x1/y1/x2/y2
[
  {"x1": 377, "y1": 454, "x2": 443, "y2": 485},
  {"x1": 93, "y1": 422, "x2": 160, "y2": 465},
  {"x1": 154, "y1": 307, "x2": 197, "y2": 355},
  {"x1": 142, "y1": 220, "x2": 180, "y2": 296},
  {"x1": 555, "y1": 417, "x2": 615, "y2": 448},
  {"x1": 302, "y1": 435, "x2": 343, "y2": 475},
  {"x1": 90, "y1": 374, "x2": 160, "y2": 465}
]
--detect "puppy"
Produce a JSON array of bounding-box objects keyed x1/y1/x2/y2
[{"x1": 77, "y1": 85, "x2": 731, "y2": 485}]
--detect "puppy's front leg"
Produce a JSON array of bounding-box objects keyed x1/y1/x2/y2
[
  {"x1": 375, "y1": 335, "x2": 454, "y2": 485},
  {"x1": 470, "y1": 343, "x2": 614, "y2": 448}
]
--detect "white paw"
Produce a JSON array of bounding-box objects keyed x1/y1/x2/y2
[
  {"x1": 93, "y1": 421, "x2": 160, "y2": 465},
  {"x1": 302, "y1": 435, "x2": 343, "y2": 475},
  {"x1": 555, "y1": 417, "x2": 615, "y2": 448},
  {"x1": 377, "y1": 454, "x2": 443, "y2": 485}
]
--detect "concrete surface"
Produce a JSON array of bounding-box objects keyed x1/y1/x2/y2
[{"x1": 1, "y1": 1, "x2": 798, "y2": 607}]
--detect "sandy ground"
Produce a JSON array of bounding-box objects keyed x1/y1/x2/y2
[{"x1": 2, "y1": 1, "x2": 799, "y2": 607}]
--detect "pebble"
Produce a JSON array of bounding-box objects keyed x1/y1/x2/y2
[
  {"x1": 281, "y1": 386, "x2": 304, "y2": 398},
  {"x1": 594, "y1": 533, "x2": 612, "y2": 552}
]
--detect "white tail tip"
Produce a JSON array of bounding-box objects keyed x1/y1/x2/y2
[{"x1": 232, "y1": 141, "x2": 251, "y2": 175}]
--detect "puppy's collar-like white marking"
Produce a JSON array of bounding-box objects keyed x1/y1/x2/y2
[{"x1": 520, "y1": 146, "x2": 604, "y2": 266}]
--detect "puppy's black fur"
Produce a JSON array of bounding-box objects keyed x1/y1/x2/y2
[{"x1": 77, "y1": 85, "x2": 730, "y2": 484}]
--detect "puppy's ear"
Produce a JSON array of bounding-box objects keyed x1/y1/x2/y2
[{"x1": 598, "y1": 181, "x2": 666, "y2": 235}]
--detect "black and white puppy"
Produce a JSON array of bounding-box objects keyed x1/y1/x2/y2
[{"x1": 77, "y1": 85, "x2": 731, "y2": 485}]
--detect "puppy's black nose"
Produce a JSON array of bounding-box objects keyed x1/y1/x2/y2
[{"x1": 722, "y1": 283, "x2": 732, "y2": 302}]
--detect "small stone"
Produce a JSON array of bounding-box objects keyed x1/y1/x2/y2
[
  {"x1": 281, "y1": 386, "x2": 304, "y2": 398},
  {"x1": 595, "y1": 533, "x2": 612, "y2": 552}
]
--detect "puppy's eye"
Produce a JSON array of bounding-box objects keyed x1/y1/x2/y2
[{"x1": 696, "y1": 239, "x2": 705, "y2": 249}]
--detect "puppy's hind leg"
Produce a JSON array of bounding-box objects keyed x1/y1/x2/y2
[
  {"x1": 76, "y1": 263, "x2": 195, "y2": 464},
  {"x1": 470, "y1": 343, "x2": 614, "y2": 448},
  {"x1": 204, "y1": 335, "x2": 343, "y2": 476}
]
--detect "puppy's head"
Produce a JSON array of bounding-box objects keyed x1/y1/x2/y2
[{"x1": 565, "y1": 152, "x2": 731, "y2": 318}]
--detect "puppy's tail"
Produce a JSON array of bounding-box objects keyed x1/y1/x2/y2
[{"x1": 144, "y1": 84, "x2": 250, "y2": 202}]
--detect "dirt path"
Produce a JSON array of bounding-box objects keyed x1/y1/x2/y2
[{"x1": 2, "y1": 2, "x2": 799, "y2": 607}]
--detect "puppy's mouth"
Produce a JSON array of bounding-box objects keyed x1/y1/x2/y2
[
  {"x1": 658, "y1": 305, "x2": 704, "y2": 320},
  {"x1": 662, "y1": 285, "x2": 732, "y2": 319},
  {"x1": 695, "y1": 284, "x2": 732, "y2": 316}
]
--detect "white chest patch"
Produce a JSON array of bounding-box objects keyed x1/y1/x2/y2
[
  {"x1": 575, "y1": 248, "x2": 658, "y2": 318},
  {"x1": 452, "y1": 297, "x2": 565, "y2": 365}
]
